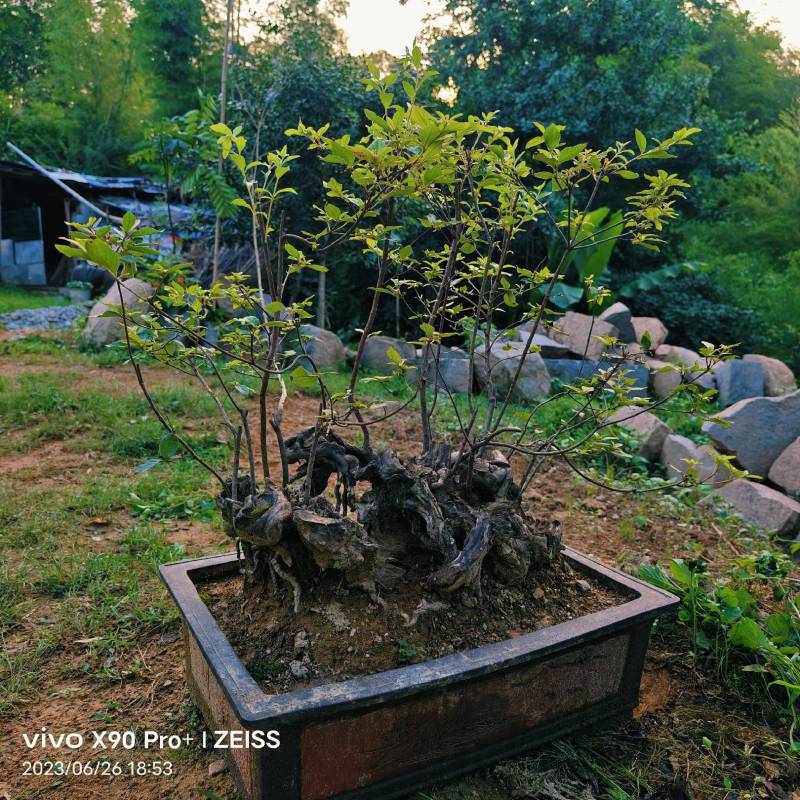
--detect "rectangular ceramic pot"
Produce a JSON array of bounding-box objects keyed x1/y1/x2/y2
[{"x1": 160, "y1": 548, "x2": 678, "y2": 800}]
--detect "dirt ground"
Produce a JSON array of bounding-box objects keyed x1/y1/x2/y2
[{"x1": 0, "y1": 351, "x2": 796, "y2": 800}]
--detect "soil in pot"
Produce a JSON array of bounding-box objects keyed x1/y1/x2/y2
[{"x1": 199, "y1": 555, "x2": 633, "y2": 695}]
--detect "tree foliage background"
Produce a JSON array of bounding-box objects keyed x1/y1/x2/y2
[{"x1": 1, "y1": 0, "x2": 798, "y2": 366}]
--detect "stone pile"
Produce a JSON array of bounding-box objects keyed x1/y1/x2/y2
[
  {"x1": 0, "y1": 302, "x2": 87, "y2": 331},
  {"x1": 27, "y1": 291, "x2": 800, "y2": 540},
  {"x1": 699, "y1": 390, "x2": 800, "y2": 536}
]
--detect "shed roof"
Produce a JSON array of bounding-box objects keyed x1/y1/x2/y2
[{"x1": 0, "y1": 159, "x2": 161, "y2": 194}]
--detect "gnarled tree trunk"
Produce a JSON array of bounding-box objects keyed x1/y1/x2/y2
[{"x1": 216, "y1": 429, "x2": 562, "y2": 610}]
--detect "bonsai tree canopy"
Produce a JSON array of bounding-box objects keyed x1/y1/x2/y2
[{"x1": 64, "y1": 52, "x2": 739, "y2": 612}]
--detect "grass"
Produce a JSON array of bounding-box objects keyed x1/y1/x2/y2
[{"x1": 0, "y1": 284, "x2": 69, "y2": 314}]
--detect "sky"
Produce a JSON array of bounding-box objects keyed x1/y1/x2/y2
[
  {"x1": 738, "y1": 0, "x2": 800, "y2": 49},
  {"x1": 339, "y1": 0, "x2": 800, "y2": 55}
]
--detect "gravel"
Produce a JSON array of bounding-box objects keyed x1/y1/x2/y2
[{"x1": 0, "y1": 303, "x2": 87, "y2": 331}]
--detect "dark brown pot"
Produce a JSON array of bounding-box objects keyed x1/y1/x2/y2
[{"x1": 160, "y1": 548, "x2": 677, "y2": 800}]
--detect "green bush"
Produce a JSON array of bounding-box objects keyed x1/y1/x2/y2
[{"x1": 624, "y1": 270, "x2": 792, "y2": 368}]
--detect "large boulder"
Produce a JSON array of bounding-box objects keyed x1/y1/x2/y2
[
  {"x1": 743, "y1": 354, "x2": 797, "y2": 397},
  {"x1": 645, "y1": 358, "x2": 681, "y2": 399},
  {"x1": 654, "y1": 344, "x2": 715, "y2": 391},
  {"x1": 660, "y1": 434, "x2": 700, "y2": 481},
  {"x1": 598, "y1": 301, "x2": 636, "y2": 343},
  {"x1": 655, "y1": 344, "x2": 702, "y2": 369},
  {"x1": 702, "y1": 390, "x2": 800, "y2": 476},
  {"x1": 83, "y1": 278, "x2": 153, "y2": 347},
  {"x1": 631, "y1": 317, "x2": 668, "y2": 349},
  {"x1": 544, "y1": 359, "x2": 648, "y2": 398},
  {"x1": 714, "y1": 359, "x2": 764, "y2": 407},
  {"x1": 474, "y1": 342, "x2": 551, "y2": 400},
  {"x1": 423, "y1": 347, "x2": 471, "y2": 394},
  {"x1": 298, "y1": 325, "x2": 345, "y2": 370},
  {"x1": 545, "y1": 311, "x2": 620, "y2": 360},
  {"x1": 361, "y1": 336, "x2": 415, "y2": 375},
  {"x1": 696, "y1": 444, "x2": 735, "y2": 488},
  {"x1": 511, "y1": 325, "x2": 570, "y2": 358},
  {"x1": 700, "y1": 479, "x2": 800, "y2": 536},
  {"x1": 659, "y1": 434, "x2": 731, "y2": 487},
  {"x1": 608, "y1": 406, "x2": 670, "y2": 461},
  {"x1": 768, "y1": 437, "x2": 800, "y2": 497}
]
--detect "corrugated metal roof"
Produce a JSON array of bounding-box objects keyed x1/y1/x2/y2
[{"x1": 0, "y1": 159, "x2": 162, "y2": 194}]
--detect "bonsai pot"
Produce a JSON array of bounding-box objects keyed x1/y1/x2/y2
[{"x1": 160, "y1": 548, "x2": 677, "y2": 800}]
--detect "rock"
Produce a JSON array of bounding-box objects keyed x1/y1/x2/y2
[
  {"x1": 645, "y1": 358, "x2": 681, "y2": 399},
  {"x1": 289, "y1": 659, "x2": 309, "y2": 680},
  {"x1": 575, "y1": 579, "x2": 592, "y2": 593},
  {"x1": 660, "y1": 434, "x2": 700, "y2": 481},
  {"x1": 768, "y1": 437, "x2": 800, "y2": 497},
  {"x1": 424, "y1": 347, "x2": 471, "y2": 393},
  {"x1": 293, "y1": 630, "x2": 309, "y2": 653},
  {"x1": 363, "y1": 400, "x2": 403, "y2": 421},
  {"x1": 83, "y1": 278, "x2": 153, "y2": 347},
  {"x1": 599, "y1": 301, "x2": 636, "y2": 343},
  {"x1": 361, "y1": 335, "x2": 415, "y2": 374},
  {"x1": 543, "y1": 358, "x2": 648, "y2": 398},
  {"x1": 714, "y1": 359, "x2": 764, "y2": 407},
  {"x1": 474, "y1": 342, "x2": 551, "y2": 400},
  {"x1": 512, "y1": 325, "x2": 570, "y2": 357},
  {"x1": 696, "y1": 444, "x2": 735, "y2": 488},
  {"x1": 216, "y1": 295, "x2": 248, "y2": 319},
  {"x1": 744, "y1": 354, "x2": 797, "y2": 397},
  {"x1": 545, "y1": 311, "x2": 620, "y2": 360},
  {"x1": 298, "y1": 325, "x2": 345, "y2": 370},
  {"x1": 631, "y1": 317, "x2": 668, "y2": 349},
  {"x1": 655, "y1": 344, "x2": 702, "y2": 369},
  {"x1": 702, "y1": 391, "x2": 800, "y2": 475},
  {"x1": 0, "y1": 303, "x2": 87, "y2": 332},
  {"x1": 659, "y1": 434, "x2": 730, "y2": 486},
  {"x1": 654, "y1": 345, "x2": 715, "y2": 391},
  {"x1": 700, "y1": 479, "x2": 800, "y2": 536},
  {"x1": 609, "y1": 406, "x2": 670, "y2": 461},
  {"x1": 208, "y1": 759, "x2": 228, "y2": 777}
]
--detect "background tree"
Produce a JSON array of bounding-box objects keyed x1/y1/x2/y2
[
  {"x1": 131, "y1": 0, "x2": 214, "y2": 118},
  {"x1": 424, "y1": 0, "x2": 800, "y2": 368},
  {"x1": 426, "y1": 0, "x2": 710, "y2": 146}
]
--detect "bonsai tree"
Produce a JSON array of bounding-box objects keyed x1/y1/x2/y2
[{"x1": 62, "y1": 53, "x2": 737, "y2": 612}]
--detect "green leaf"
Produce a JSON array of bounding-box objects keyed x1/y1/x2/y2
[
  {"x1": 84, "y1": 238, "x2": 120, "y2": 272},
  {"x1": 727, "y1": 618, "x2": 770, "y2": 651},
  {"x1": 386, "y1": 346, "x2": 404, "y2": 366},
  {"x1": 290, "y1": 366, "x2": 318, "y2": 390},
  {"x1": 55, "y1": 244, "x2": 85, "y2": 258},
  {"x1": 635, "y1": 129, "x2": 647, "y2": 154},
  {"x1": 545, "y1": 282, "x2": 584, "y2": 309},
  {"x1": 121, "y1": 211, "x2": 136, "y2": 232},
  {"x1": 158, "y1": 433, "x2": 181, "y2": 459},
  {"x1": 638, "y1": 564, "x2": 674, "y2": 592},
  {"x1": 668, "y1": 559, "x2": 694, "y2": 587}
]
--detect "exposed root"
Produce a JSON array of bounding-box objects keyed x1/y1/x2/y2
[
  {"x1": 401, "y1": 598, "x2": 449, "y2": 627},
  {"x1": 429, "y1": 514, "x2": 494, "y2": 592},
  {"x1": 216, "y1": 433, "x2": 563, "y2": 612},
  {"x1": 270, "y1": 554, "x2": 301, "y2": 614}
]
